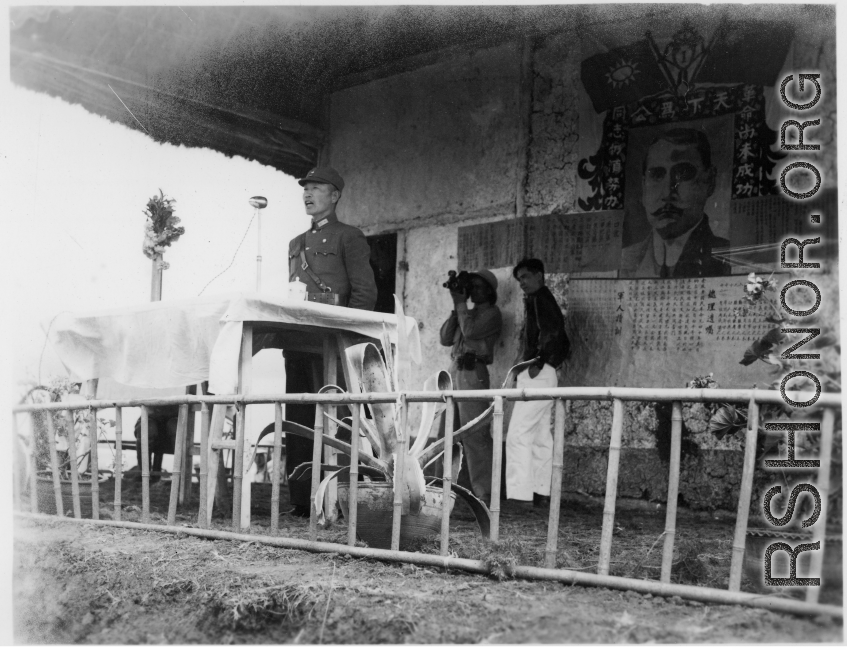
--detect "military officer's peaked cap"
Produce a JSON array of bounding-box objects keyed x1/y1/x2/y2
[{"x1": 298, "y1": 166, "x2": 345, "y2": 192}]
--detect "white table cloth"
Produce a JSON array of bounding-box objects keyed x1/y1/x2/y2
[{"x1": 45, "y1": 292, "x2": 421, "y2": 394}]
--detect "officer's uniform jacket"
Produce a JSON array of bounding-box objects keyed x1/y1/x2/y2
[{"x1": 288, "y1": 213, "x2": 377, "y2": 310}]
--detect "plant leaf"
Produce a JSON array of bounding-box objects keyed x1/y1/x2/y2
[
  {"x1": 281, "y1": 420, "x2": 388, "y2": 474},
  {"x1": 409, "y1": 370, "x2": 452, "y2": 458},
  {"x1": 345, "y1": 342, "x2": 397, "y2": 456},
  {"x1": 290, "y1": 462, "x2": 388, "y2": 483},
  {"x1": 322, "y1": 412, "x2": 376, "y2": 459},
  {"x1": 424, "y1": 476, "x2": 491, "y2": 539},
  {"x1": 417, "y1": 405, "x2": 494, "y2": 468},
  {"x1": 357, "y1": 408, "x2": 383, "y2": 458},
  {"x1": 709, "y1": 405, "x2": 746, "y2": 440},
  {"x1": 403, "y1": 453, "x2": 426, "y2": 515},
  {"x1": 314, "y1": 467, "x2": 348, "y2": 524}
]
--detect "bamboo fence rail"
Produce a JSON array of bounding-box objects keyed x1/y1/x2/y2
[
  {"x1": 489, "y1": 396, "x2": 504, "y2": 544},
  {"x1": 271, "y1": 402, "x2": 283, "y2": 535},
  {"x1": 391, "y1": 394, "x2": 410, "y2": 552},
  {"x1": 660, "y1": 401, "x2": 682, "y2": 583},
  {"x1": 11, "y1": 387, "x2": 840, "y2": 412},
  {"x1": 440, "y1": 397, "x2": 455, "y2": 556},
  {"x1": 14, "y1": 386, "x2": 841, "y2": 619},
  {"x1": 113, "y1": 408, "x2": 122, "y2": 521},
  {"x1": 65, "y1": 409, "x2": 82, "y2": 519},
  {"x1": 346, "y1": 405, "x2": 360, "y2": 548},
  {"x1": 45, "y1": 412, "x2": 64, "y2": 517},
  {"x1": 545, "y1": 398, "x2": 567, "y2": 569}
]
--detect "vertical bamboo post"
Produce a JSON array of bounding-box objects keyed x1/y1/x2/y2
[
  {"x1": 204, "y1": 404, "x2": 227, "y2": 528},
  {"x1": 167, "y1": 404, "x2": 189, "y2": 526},
  {"x1": 598, "y1": 398, "x2": 624, "y2": 576},
  {"x1": 45, "y1": 412, "x2": 64, "y2": 517},
  {"x1": 113, "y1": 407, "x2": 123, "y2": 521},
  {"x1": 66, "y1": 409, "x2": 82, "y2": 519},
  {"x1": 12, "y1": 412, "x2": 22, "y2": 512},
  {"x1": 661, "y1": 401, "x2": 683, "y2": 583},
  {"x1": 729, "y1": 394, "x2": 759, "y2": 591},
  {"x1": 232, "y1": 403, "x2": 246, "y2": 532},
  {"x1": 309, "y1": 399, "x2": 324, "y2": 542},
  {"x1": 140, "y1": 405, "x2": 151, "y2": 524},
  {"x1": 180, "y1": 399, "x2": 195, "y2": 505},
  {"x1": 490, "y1": 396, "x2": 505, "y2": 543},
  {"x1": 440, "y1": 397, "x2": 455, "y2": 556},
  {"x1": 323, "y1": 338, "x2": 339, "y2": 520},
  {"x1": 28, "y1": 414, "x2": 39, "y2": 514},
  {"x1": 86, "y1": 400, "x2": 100, "y2": 519},
  {"x1": 150, "y1": 255, "x2": 163, "y2": 301},
  {"x1": 545, "y1": 398, "x2": 567, "y2": 569},
  {"x1": 806, "y1": 407, "x2": 835, "y2": 604},
  {"x1": 270, "y1": 402, "x2": 283, "y2": 535},
  {"x1": 347, "y1": 405, "x2": 361, "y2": 547},
  {"x1": 391, "y1": 394, "x2": 409, "y2": 552},
  {"x1": 197, "y1": 399, "x2": 211, "y2": 527}
]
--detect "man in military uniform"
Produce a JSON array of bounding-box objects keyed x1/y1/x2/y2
[{"x1": 285, "y1": 166, "x2": 377, "y2": 517}]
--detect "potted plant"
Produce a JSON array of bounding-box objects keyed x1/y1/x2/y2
[
  {"x1": 23, "y1": 378, "x2": 113, "y2": 517},
  {"x1": 286, "y1": 299, "x2": 531, "y2": 550}
]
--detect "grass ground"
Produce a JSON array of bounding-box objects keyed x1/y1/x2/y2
[{"x1": 13, "y1": 477, "x2": 844, "y2": 643}]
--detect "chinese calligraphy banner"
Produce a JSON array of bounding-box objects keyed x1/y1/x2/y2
[{"x1": 556, "y1": 275, "x2": 780, "y2": 388}]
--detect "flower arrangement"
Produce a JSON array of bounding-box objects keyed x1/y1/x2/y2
[{"x1": 142, "y1": 189, "x2": 184, "y2": 269}]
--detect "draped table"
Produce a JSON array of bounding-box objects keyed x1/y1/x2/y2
[{"x1": 45, "y1": 292, "x2": 421, "y2": 526}]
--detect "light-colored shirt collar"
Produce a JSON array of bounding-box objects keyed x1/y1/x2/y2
[{"x1": 652, "y1": 216, "x2": 704, "y2": 270}]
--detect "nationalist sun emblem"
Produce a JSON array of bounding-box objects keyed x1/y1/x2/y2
[{"x1": 605, "y1": 58, "x2": 640, "y2": 88}]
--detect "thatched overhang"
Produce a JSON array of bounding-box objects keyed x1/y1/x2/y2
[
  {"x1": 9, "y1": 5, "x2": 589, "y2": 177},
  {"x1": 10, "y1": 5, "x2": 820, "y2": 178}
]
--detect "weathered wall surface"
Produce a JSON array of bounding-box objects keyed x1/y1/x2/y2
[
  {"x1": 524, "y1": 32, "x2": 581, "y2": 217},
  {"x1": 330, "y1": 42, "x2": 523, "y2": 232},
  {"x1": 326, "y1": 20, "x2": 837, "y2": 509}
]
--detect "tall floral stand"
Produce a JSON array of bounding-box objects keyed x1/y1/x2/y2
[{"x1": 151, "y1": 254, "x2": 163, "y2": 302}]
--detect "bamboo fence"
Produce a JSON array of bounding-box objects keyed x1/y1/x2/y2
[{"x1": 13, "y1": 386, "x2": 842, "y2": 619}]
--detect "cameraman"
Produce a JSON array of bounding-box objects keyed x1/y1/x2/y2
[{"x1": 439, "y1": 269, "x2": 502, "y2": 505}]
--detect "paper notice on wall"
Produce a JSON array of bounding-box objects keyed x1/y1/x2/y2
[
  {"x1": 456, "y1": 219, "x2": 524, "y2": 272},
  {"x1": 553, "y1": 275, "x2": 780, "y2": 389},
  {"x1": 457, "y1": 211, "x2": 623, "y2": 273}
]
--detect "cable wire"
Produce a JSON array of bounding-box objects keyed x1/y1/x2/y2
[{"x1": 197, "y1": 212, "x2": 256, "y2": 296}]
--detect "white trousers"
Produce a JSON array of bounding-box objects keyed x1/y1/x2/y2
[{"x1": 505, "y1": 364, "x2": 557, "y2": 501}]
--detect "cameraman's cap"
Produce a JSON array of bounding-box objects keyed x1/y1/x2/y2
[
  {"x1": 298, "y1": 167, "x2": 345, "y2": 192},
  {"x1": 471, "y1": 269, "x2": 498, "y2": 291}
]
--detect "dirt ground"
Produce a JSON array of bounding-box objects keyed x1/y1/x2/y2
[{"x1": 13, "y1": 478, "x2": 844, "y2": 644}]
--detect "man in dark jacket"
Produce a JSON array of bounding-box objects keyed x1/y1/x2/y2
[
  {"x1": 506, "y1": 258, "x2": 569, "y2": 508},
  {"x1": 285, "y1": 166, "x2": 377, "y2": 517}
]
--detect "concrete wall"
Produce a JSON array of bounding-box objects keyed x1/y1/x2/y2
[
  {"x1": 325, "y1": 25, "x2": 838, "y2": 510},
  {"x1": 330, "y1": 42, "x2": 524, "y2": 232}
]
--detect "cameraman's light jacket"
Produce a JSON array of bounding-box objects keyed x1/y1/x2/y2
[{"x1": 439, "y1": 302, "x2": 502, "y2": 365}]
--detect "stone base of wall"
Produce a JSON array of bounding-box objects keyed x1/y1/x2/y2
[{"x1": 561, "y1": 445, "x2": 743, "y2": 511}]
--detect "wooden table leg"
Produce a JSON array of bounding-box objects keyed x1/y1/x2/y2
[{"x1": 236, "y1": 324, "x2": 254, "y2": 532}]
